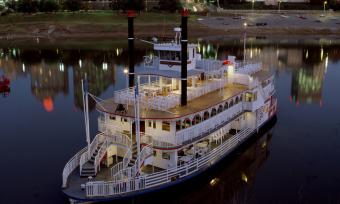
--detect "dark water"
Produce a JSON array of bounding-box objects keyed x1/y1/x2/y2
[{"x1": 0, "y1": 38, "x2": 340, "y2": 204}]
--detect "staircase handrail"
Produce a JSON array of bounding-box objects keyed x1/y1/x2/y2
[
  {"x1": 112, "y1": 143, "x2": 153, "y2": 182},
  {"x1": 79, "y1": 133, "x2": 105, "y2": 174},
  {"x1": 111, "y1": 148, "x2": 132, "y2": 180},
  {"x1": 94, "y1": 138, "x2": 109, "y2": 175}
]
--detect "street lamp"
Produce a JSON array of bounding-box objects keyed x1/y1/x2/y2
[
  {"x1": 278, "y1": 0, "x2": 282, "y2": 13},
  {"x1": 243, "y1": 22, "x2": 247, "y2": 64},
  {"x1": 252, "y1": 0, "x2": 255, "y2": 14},
  {"x1": 323, "y1": 1, "x2": 327, "y2": 15},
  {"x1": 123, "y1": 68, "x2": 128, "y2": 88}
]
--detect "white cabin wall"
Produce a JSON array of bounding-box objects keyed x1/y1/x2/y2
[
  {"x1": 103, "y1": 115, "x2": 132, "y2": 135},
  {"x1": 145, "y1": 120, "x2": 176, "y2": 144},
  {"x1": 153, "y1": 150, "x2": 177, "y2": 169},
  {"x1": 245, "y1": 112, "x2": 257, "y2": 129},
  {"x1": 106, "y1": 145, "x2": 127, "y2": 167}
]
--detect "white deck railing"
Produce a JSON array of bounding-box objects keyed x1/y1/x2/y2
[
  {"x1": 62, "y1": 147, "x2": 87, "y2": 188},
  {"x1": 85, "y1": 127, "x2": 254, "y2": 197},
  {"x1": 196, "y1": 59, "x2": 224, "y2": 71},
  {"x1": 187, "y1": 78, "x2": 228, "y2": 101},
  {"x1": 234, "y1": 62, "x2": 262, "y2": 75},
  {"x1": 141, "y1": 133, "x2": 176, "y2": 149},
  {"x1": 112, "y1": 78, "x2": 228, "y2": 112}
]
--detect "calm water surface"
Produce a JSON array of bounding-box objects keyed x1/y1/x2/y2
[{"x1": 0, "y1": 38, "x2": 340, "y2": 204}]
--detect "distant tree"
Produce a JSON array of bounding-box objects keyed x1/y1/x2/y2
[
  {"x1": 113, "y1": 0, "x2": 144, "y2": 11},
  {"x1": 17, "y1": 0, "x2": 38, "y2": 13},
  {"x1": 159, "y1": 0, "x2": 180, "y2": 12},
  {"x1": 39, "y1": 0, "x2": 59, "y2": 12},
  {"x1": 64, "y1": 0, "x2": 81, "y2": 11},
  {"x1": 126, "y1": 0, "x2": 144, "y2": 11}
]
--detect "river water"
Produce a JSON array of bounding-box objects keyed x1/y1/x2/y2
[{"x1": 0, "y1": 38, "x2": 339, "y2": 204}]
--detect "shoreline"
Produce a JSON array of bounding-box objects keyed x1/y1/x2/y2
[{"x1": 0, "y1": 11, "x2": 340, "y2": 41}]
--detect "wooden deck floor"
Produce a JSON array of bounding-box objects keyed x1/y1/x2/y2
[{"x1": 97, "y1": 84, "x2": 247, "y2": 119}]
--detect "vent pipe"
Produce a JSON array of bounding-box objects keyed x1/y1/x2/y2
[
  {"x1": 181, "y1": 9, "x2": 189, "y2": 106},
  {"x1": 127, "y1": 10, "x2": 135, "y2": 87}
]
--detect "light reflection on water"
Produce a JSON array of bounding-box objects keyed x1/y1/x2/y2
[{"x1": 0, "y1": 39, "x2": 339, "y2": 204}]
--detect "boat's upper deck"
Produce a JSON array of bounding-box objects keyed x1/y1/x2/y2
[{"x1": 96, "y1": 84, "x2": 247, "y2": 120}]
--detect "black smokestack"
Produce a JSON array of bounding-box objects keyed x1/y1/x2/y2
[
  {"x1": 127, "y1": 10, "x2": 135, "y2": 87},
  {"x1": 181, "y1": 9, "x2": 189, "y2": 106}
]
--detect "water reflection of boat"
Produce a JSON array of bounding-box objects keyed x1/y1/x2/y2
[
  {"x1": 0, "y1": 76, "x2": 10, "y2": 97},
  {"x1": 62, "y1": 10, "x2": 277, "y2": 203},
  {"x1": 0, "y1": 76, "x2": 10, "y2": 87}
]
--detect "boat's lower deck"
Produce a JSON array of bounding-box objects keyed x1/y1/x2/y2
[{"x1": 63, "y1": 128, "x2": 255, "y2": 201}]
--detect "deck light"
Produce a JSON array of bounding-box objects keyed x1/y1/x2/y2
[
  {"x1": 209, "y1": 178, "x2": 220, "y2": 186},
  {"x1": 241, "y1": 173, "x2": 248, "y2": 183},
  {"x1": 123, "y1": 68, "x2": 128, "y2": 74}
]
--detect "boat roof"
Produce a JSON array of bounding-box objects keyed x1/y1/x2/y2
[
  {"x1": 135, "y1": 67, "x2": 203, "y2": 78},
  {"x1": 96, "y1": 84, "x2": 247, "y2": 120},
  {"x1": 154, "y1": 43, "x2": 197, "y2": 51},
  {"x1": 251, "y1": 70, "x2": 274, "y2": 82}
]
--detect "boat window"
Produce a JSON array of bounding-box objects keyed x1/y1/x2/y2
[
  {"x1": 152, "y1": 121, "x2": 156, "y2": 129},
  {"x1": 211, "y1": 108, "x2": 217, "y2": 117},
  {"x1": 224, "y1": 102, "x2": 228, "y2": 110},
  {"x1": 121, "y1": 117, "x2": 127, "y2": 122},
  {"x1": 253, "y1": 92, "x2": 257, "y2": 101},
  {"x1": 235, "y1": 97, "x2": 239, "y2": 104},
  {"x1": 217, "y1": 105, "x2": 223, "y2": 113},
  {"x1": 162, "y1": 121, "x2": 171, "y2": 131},
  {"x1": 203, "y1": 111, "x2": 210, "y2": 121},
  {"x1": 148, "y1": 121, "x2": 152, "y2": 127},
  {"x1": 176, "y1": 120, "x2": 181, "y2": 131},
  {"x1": 153, "y1": 151, "x2": 157, "y2": 156},
  {"x1": 109, "y1": 115, "x2": 116, "y2": 120},
  {"x1": 162, "y1": 152, "x2": 170, "y2": 160},
  {"x1": 182, "y1": 118, "x2": 191, "y2": 129},
  {"x1": 229, "y1": 100, "x2": 234, "y2": 107},
  {"x1": 245, "y1": 92, "x2": 252, "y2": 102},
  {"x1": 160, "y1": 51, "x2": 181, "y2": 61},
  {"x1": 192, "y1": 114, "x2": 202, "y2": 125},
  {"x1": 240, "y1": 94, "x2": 243, "y2": 102},
  {"x1": 192, "y1": 48, "x2": 195, "y2": 58}
]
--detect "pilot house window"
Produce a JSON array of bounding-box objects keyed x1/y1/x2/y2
[
  {"x1": 162, "y1": 121, "x2": 171, "y2": 131},
  {"x1": 159, "y1": 51, "x2": 181, "y2": 61}
]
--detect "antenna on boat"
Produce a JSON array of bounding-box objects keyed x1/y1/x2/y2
[
  {"x1": 127, "y1": 10, "x2": 136, "y2": 88},
  {"x1": 81, "y1": 74, "x2": 91, "y2": 157},
  {"x1": 181, "y1": 8, "x2": 189, "y2": 106}
]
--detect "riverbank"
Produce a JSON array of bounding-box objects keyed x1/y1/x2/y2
[{"x1": 0, "y1": 11, "x2": 340, "y2": 40}]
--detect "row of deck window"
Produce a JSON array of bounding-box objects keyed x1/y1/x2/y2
[{"x1": 175, "y1": 93, "x2": 245, "y2": 131}]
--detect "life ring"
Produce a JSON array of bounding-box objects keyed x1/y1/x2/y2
[{"x1": 144, "y1": 56, "x2": 152, "y2": 64}]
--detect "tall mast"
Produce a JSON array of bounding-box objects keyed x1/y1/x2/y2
[
  {"x1": 128, "y1": 10, "x2": 136, "y2": 87},
  {"x1": 134, "y1": 76, "x2": 141, "y2": 175},
  {"x1": 81, "y1": 76, "x2": 91, "y2": 157},
  {"x1": 181, "y1": 9, "x2": 189, "y2": 106}
]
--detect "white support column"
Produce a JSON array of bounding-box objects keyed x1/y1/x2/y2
[{"x1": 134, "y1": 76, "x2": 141, "y2": 175}]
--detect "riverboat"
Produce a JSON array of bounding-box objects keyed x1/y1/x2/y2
[{"x1": 62, "y1": 10, "x2": 277, "y2": 203}]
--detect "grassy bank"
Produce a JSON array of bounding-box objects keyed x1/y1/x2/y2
[
  {"x1": 0, "y1": 11, "x2": 217, "y2": 39},
  {"x1": 0, "y1": 11, "x2": 198, "y2": 25}
]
